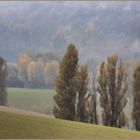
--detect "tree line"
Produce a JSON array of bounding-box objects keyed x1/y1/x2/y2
[
  {"x1": 18, "y1": 53, "x2": 59, "y2": 88},
  {"x1": 53, "y1": 44, "x2": 140, "y2": 131},
  {"x1": 7, "y1": 52, "x2": 60, "y2": 88},
  {"x1": 0, "y1": 43, "x2": 140, "y2": 131}
]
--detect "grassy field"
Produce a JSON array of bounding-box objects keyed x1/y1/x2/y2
[
  {"x1": 0, "y1": 111, "x2": 140, "y2": 139},
  {"x1": 7, "y1": 88, "x2": 55, "y2": 114}
]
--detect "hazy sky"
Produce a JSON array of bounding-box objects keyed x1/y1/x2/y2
[
  {"x1": 0, "y1": 1, "x2": 140, "y2": 64},
  {"x1": 0, "y1": 1, "x2": 134, "y2": 8}
]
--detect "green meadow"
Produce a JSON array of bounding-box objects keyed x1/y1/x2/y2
[
  {"x1": 7, "y1": 88, "x2": 55, "y2": 114},
  {"x1": 4, "y1": 87, "x2": 140, "y2": 139}
]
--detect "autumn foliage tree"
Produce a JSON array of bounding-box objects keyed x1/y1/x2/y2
[
  {"x1": 18, "y1": 53, "x2": 31, "y2": 84},
  {"x1": 0, "y1": 57, "x2": 8, "y2": 105},
  {"x1": 27, "y1": 61, "x2": 36, "y2": 82},
  {"x1": 17, "y1": 52, "x2": 60, "y2": 88},
  {"x1": 27, "y1": 61, "x2": 45, "y2": 88},
  {"x1": 44, "y1": 60, "x2": 59, "y2": 88},
  {"x1": 97, "y1": 55, "x2": 128, "y2": 127},
  {"x1": 53, "y1": 44, "x2": 78, "y2": 120},
  {"x1": 133, "y1": 62, "x2": 140, "y2": 131}
]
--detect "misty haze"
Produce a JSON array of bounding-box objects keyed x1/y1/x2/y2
[{"x1": 0, "y1": 1, "x2": 140, "y2": 139}]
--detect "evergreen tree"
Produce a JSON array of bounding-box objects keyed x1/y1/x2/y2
[
  {"x1": 133, "y1": 62, "x2": 140, "y2": 131},
  {"x1": 0, "y1": 57, "x2": 8, "y2": 105},
  {"x1": 97, "y1": 55, "x2": 128, "y2": 127},
  {"x1": 53, "y1": 44, "x2": 78, "y2": 120}
]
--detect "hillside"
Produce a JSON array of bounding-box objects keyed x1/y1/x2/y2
[
  {"x1": 0, "y1": 111, "x2": 140, "y2": 139},
  {"x1": 0, "y1": 106, "x2": 53, "y2": 118},
  {"x1": 1, "y1": 1, "x2": 140, "y2": 70}
]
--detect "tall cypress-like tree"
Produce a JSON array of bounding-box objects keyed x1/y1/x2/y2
[
  {"x1": 97, "y1": 55, "x2": 128, "y2": 127},
  {"x1": 53, "y1": 44, "x2": 78, "y2": 120},
  {"x1": 97, "y1": 61, "x2": 110, "y2": 125},
  {"x1": 133, "y1": 62, "x2": 140, "y2": 131},
  {"x1": 75, "y1": 65, "x2": 89, "y2": 122},
  {"x1": 0, "y1": 57, "x2": 8, "y2": 105},
  {"x1": 90, "y1": 74, "x2": 98, "y2": 124}
]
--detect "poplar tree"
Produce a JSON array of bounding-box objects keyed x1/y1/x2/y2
[
  {"x1": 0, "y1": 57, "x2": 8, "y2": 105},
  {"x1": 53, "y1": 44, "x2": 78, "y2": 120},
  {"x1": 90, "y1": 74, "x2": 98, "y2": 124},
  {"x1": 97, "y1": 55, "x2": 127, "y2": 127},
  {"x1": 84, "y1": 74, "x2": 98, "y2": 124},
  {"x1": 133, "y1": 62, "x2": 140, "y2": 131},
  {"x1": 75, "y1": 65, "x2": 89, "y2": 122}
]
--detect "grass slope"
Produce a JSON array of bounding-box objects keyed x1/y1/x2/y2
[
  {"x1": 0, "y1": 111, "x2": 140, "y2": 139},
  {"x1": 7, "y1": 88, "x2": 55, "y2": 114}
]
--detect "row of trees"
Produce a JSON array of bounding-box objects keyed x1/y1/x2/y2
[
  {"x1": 0, "y1": 44, "x2": 140, "y2": 130},
  {"x1": 7, "y1": 64, "x2": 24, "y2": 87},
  {"x1": 17, "y1": 53, "x2": 59, "y2": 88},
  {"x1": 53, "y1": 44, "x2": 89, "y2": 122},
  {"x1": 53, "y1": 44, "x2": 140, "y2": 131}
]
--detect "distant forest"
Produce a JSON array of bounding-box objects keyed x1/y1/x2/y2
[
  {"x1": 0, "y1": 2, "x2": 140, "y2": 72},
  {"x1": 7, "y1": 52, "x2": 60, "y2": 88}
]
